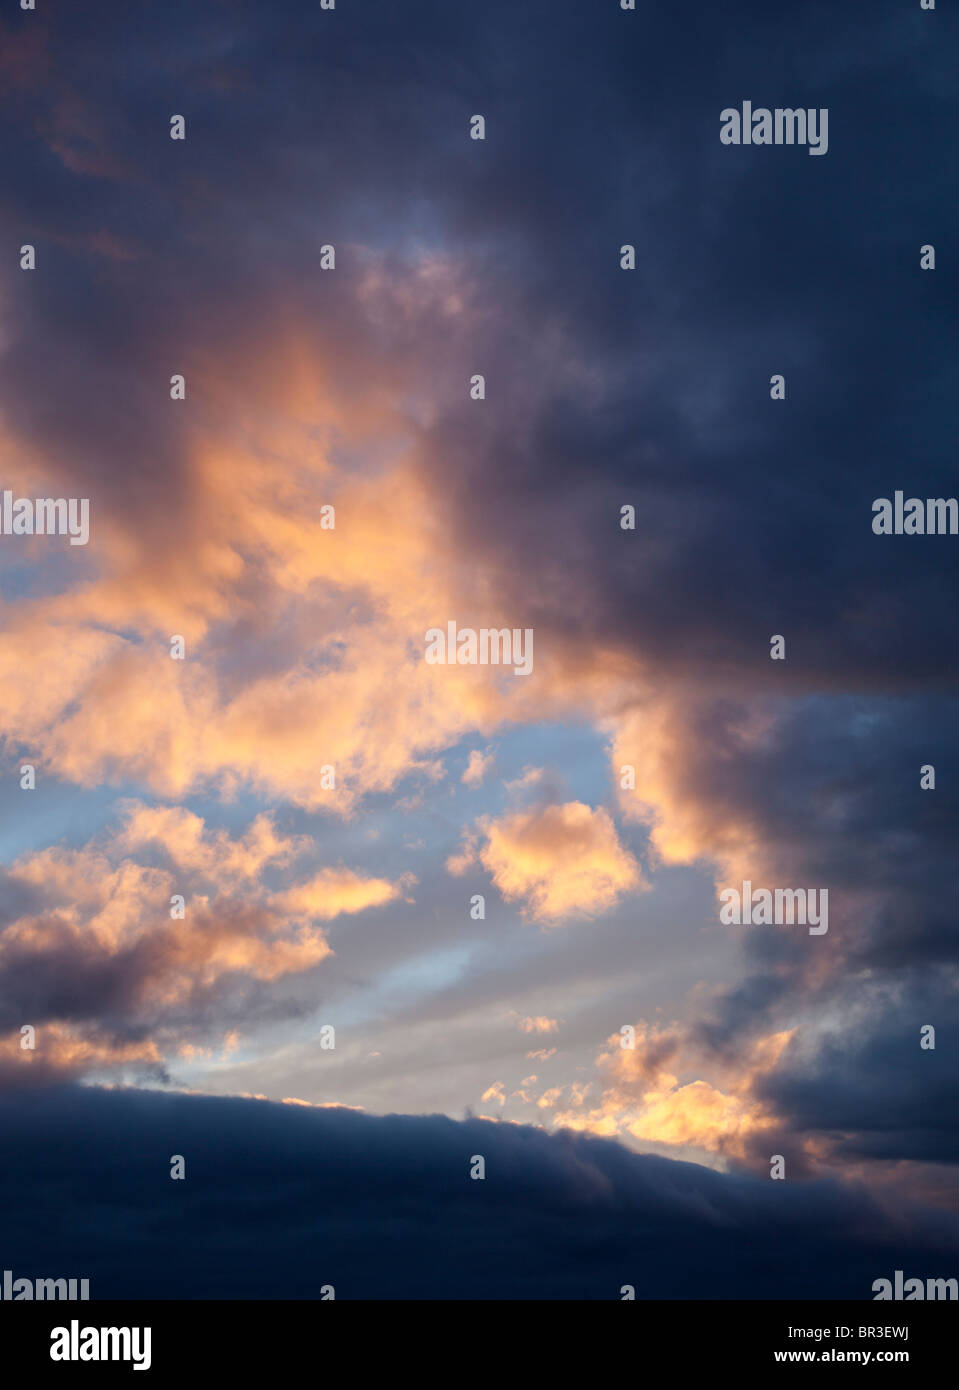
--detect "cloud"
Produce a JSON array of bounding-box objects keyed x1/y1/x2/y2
[
  {"x1": 462, "y1": 748, "x2": 494, "y2": 787},
  {"x1": 116, "y1": 804, "x2": 309, "y2": 885},
  {"x1": 549, "y1": 1024, "x2": 792, "y2": 1163},
  {"x1": 274, "y1": 868, "x2": 417, "y2": 921},
  {"x1": 0, "y1": 807, "x2": 413, "y2": 1078},
  {"x1": 0, "y1": 456, "x2": 541, "y2": 812},
  {"x1": 452, "y1": 803, "x2": 644, "y2": 924},
  {"x1": 518, "y1": 1017, "x2": 560, "y2": 1035},
  {"x1": 0, "y1": 1025, "x2": 164, "y2": 1091},
  {"x1": 537, "y1": 1087, "x2": 565, "y2": 1110},
  {"x1": 1, "y1": 1084, "x2": 957, "y2": 1299},
  {"x1": 0, "y1": 0, "x2": 955, "y2": 1216}
]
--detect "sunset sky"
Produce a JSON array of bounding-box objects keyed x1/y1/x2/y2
[{"x1": 1, "y1": 0, "x2": 957, "y2": 1298}]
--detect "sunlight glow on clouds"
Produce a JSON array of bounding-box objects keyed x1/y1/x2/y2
[{"x1": 449, "y1": 801, "x2": 644, "y2": 923}]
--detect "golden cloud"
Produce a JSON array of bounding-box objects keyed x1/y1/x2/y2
[
  {"x1": 453, "y1": 802, "x2": 643, "y2": 924},
  {"x1": 550, "y1": 1023, "x2": 794, "y2": 1161}
]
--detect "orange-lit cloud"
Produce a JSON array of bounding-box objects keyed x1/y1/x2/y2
[
  {"x1": 451, "y1": 802, "x2": 643, "y2": 924},
  {"x1": 274, "y1": 867, "x2": 417, "y2": 920},
  {"x1": 4, "y1": 1023, "x2": 162, "y2": 1073},
  {"x1": 462, "y1": 748, "x2": 494, "y2": 787},
  {"x1": 610, "y1": 698, "x2": 776, "y2": 883},
  {"x1": 0, "y1": 807, "x2": 413, "y2": 1076},
  {"x1": 117, "y1": 804, "x2": 309, "y2": 884},
  {"x1": 0, "y1": 286, "x2": 559, "y2": 815},
  {"x1": 549, "y1": 1023, "x2": 794, "y2": 1161}
]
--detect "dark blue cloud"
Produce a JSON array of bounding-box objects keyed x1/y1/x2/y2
[{"x1": 2, "y1": 1084, "x2": 957, "y2": 1298}]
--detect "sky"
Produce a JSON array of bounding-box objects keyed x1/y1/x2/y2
[{"x1": 0, "y1": 0, "x2": 957, "y2": 1298}]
